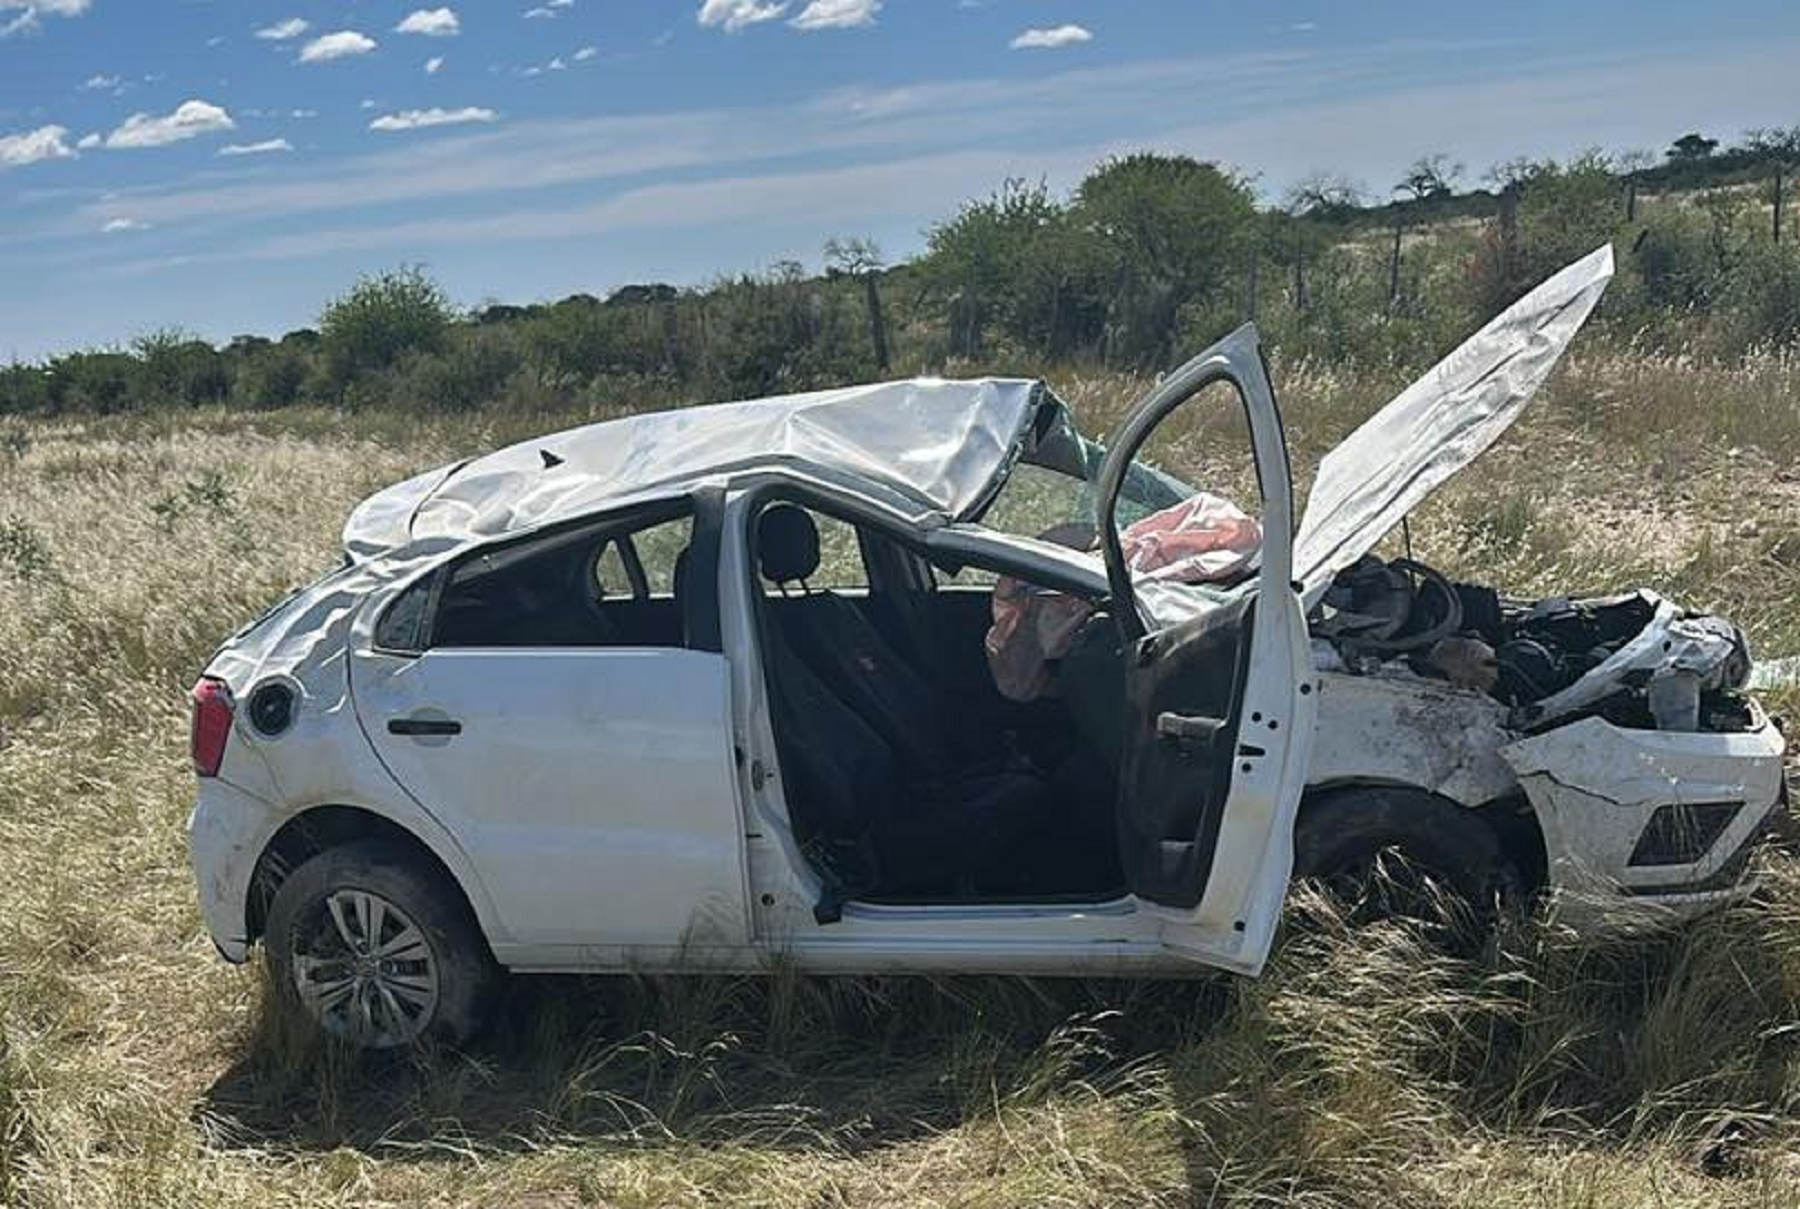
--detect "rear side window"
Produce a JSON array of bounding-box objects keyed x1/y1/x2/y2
[
  {"x1": 375, "y1": 573, "x2": 436, "y2": 652},
  {"x1": 378, "y1": 504, "x2": 698, "y2": 651}
]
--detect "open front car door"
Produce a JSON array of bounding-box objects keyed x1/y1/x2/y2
[{"x1": 1096, "y1": 325, "x2": 1317, "y2": 975}]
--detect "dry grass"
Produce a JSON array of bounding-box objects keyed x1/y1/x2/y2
[{"x1": 1, "y1": 344, "x2": 1798, "y2": 1207}]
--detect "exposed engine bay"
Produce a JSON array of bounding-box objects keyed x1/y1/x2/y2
[{"x1": 1313, "y1": 555, "x2": 1755, "y2": 735}]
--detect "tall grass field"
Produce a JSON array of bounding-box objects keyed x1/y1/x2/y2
[{"x1": 1, "y1": 346, "x2": 1798, "y2": 1207}]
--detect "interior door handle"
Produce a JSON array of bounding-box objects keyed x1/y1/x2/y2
[{"x1": 388, "y1": 716, "x2": 462, "y2": 737}]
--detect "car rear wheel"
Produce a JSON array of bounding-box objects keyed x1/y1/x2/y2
[
  {"x1": 1292, "y1": 787, "x2": 1522, "y2": 929},
  {"x1": 264, "y1": 840, "x2": 499, "y2": 1049}
]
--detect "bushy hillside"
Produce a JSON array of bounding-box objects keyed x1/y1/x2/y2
[{"x1": 4, "y1": 133, "x2": 1799, "y2": 422}]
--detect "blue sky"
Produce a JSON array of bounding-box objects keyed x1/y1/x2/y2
[{"x1": 1, "y1": 0, "x2": 1797, "y2": 360}]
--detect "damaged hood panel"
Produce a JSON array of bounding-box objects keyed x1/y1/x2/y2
[{"x1": 1295, "y1": 245, "x2": 1615, "y2": 610}]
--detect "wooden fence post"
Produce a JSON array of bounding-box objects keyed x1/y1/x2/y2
[
  {"x1": 1776, "y1": 165, "x2": 1786, "y2": 245},
  {"x1": 862, "y1": 273, "x2": 890, "y2": 371},
  {"x1": 1387, "y1": 215, "x2": 1403, "y2": 310}
]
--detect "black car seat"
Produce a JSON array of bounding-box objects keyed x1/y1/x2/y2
[{"x1": 756, "y1": 503, "x2": 1049, "y2": 892}]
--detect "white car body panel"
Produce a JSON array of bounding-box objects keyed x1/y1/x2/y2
[
  {"x1": 1308, "y1": 672, "x2": 1518, "y2": 808},
  {"x1": 1501, "y1": 707, "x2": 1786, "y2": 922},
  {"x1": 350, "y1": 645, "x2": 750, "y2": 954}
]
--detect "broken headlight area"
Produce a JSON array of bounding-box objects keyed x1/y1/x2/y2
[{"x1": 1313, "y1": 555, "x2": 1755, "y2": 734}]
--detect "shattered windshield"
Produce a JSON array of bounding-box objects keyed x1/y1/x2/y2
[{"x1": 978, "y1": 405, "x2": 1196, "y2": 546}]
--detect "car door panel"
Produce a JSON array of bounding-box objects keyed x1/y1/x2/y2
[
  {"x1": 352, "y1": 645, "x2": 749, "y2": 950},
  {"x1": 1097, "y1": 325, "x2": 1316, "y2": 974}
]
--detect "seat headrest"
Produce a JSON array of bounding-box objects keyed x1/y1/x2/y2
[{"x1": 758, "y1": 503, "x2": 821, "y2": 584}]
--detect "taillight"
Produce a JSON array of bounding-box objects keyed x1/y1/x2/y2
[{"x1": 191, "y1": 677, "x2": 234, "y2": 778}]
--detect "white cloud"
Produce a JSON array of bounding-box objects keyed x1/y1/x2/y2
[
  {"x1": 291, "y1": 108, "x2": 319, "y2": 119},
  {"x1": 369, "y1": 106, "x2": 497, "y2": 132},
  {"x1": 299, "y1": 30, "x2": 377, "y2": 62},
  {"x1": 0, "y1": 123, "x2": 75, "y2": 168},
  {"x1": 0, "y1": 0, "x2": 88, "y2": 38},
  {"x1": 1009, "y1": 24, "x2": 1091, "y2": 50},
  {"x1": 102, "y1": 217, "x2": 149, "y2": 233},
  {"x1": 80, "y1": 72, "x2": 120, "y2": 91},
  {"x1": 218, "y1": 138, "x2": 294, "y2": 157},
  {"x1": 573, "y1": 45, "x2": 597, "y2": 61},
  {"x1": 425, "y1": 55, "x2": 445, "y2": 73},
  {"x1": 523, "y1": 5, "x2": 556, "y2": 17},
  {"x1": 696, "y1": 0, "x2": 786, "y2": 32},
  {"x1": 397, "y1": 7, "x2": 459, "y2": 36},
  {"x1": 255, "y1": 17, "x2": 309, "y2": 41},
  {"x1": 75, "y1": 131, "x2": 99, "y2": 149},
  {"x1": 104, "y1": 100, "x2": 235, "y2": 149},
  {"x1": 789, "y1": 0, "x2": 878, "y2": 30}
]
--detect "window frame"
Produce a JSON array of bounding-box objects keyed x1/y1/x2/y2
[{"x1": 371, "y1": 495, "x2": 713, "y2": 656}]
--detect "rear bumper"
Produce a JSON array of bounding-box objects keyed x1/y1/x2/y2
[
  {"x1": 188, "y1": 778, "x2": 279, "y2": 964},
  {"x1": 1502, "y1": 705, "x2": 1788, "y2": 929}
]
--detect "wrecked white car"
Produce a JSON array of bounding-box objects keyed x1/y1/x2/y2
[{"x1": 188, "y1": 246, "x2": 1786, "y2": 1048}]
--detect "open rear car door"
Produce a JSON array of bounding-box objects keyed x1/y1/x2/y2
[{"x1": 1096, "y1": 326, "x2": 1316, "y2": 975}]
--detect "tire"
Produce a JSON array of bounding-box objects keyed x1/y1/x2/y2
[
  {"x1": 264, "y1": 840, "x2": 500, "y2": 1049},
  {"x1": 1292, "y1": 787, "x2": 1522, "y2": 928}
]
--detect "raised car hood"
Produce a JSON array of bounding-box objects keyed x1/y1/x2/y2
[{"x1": 1294, "y1": 245, "x2": 1615, "y2": 610}]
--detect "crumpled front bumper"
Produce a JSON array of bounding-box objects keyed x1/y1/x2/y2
[{"x1": 1501, "y1": 702, "x2": 1788, "y2": 928}]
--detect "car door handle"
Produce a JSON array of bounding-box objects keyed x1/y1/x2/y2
[
  {"x1": 1156, "y1": 711, "x2": 1224, "y2": 755},
  {"x1": 388, "y1": 716, "x2": 462, "y2": 737}
]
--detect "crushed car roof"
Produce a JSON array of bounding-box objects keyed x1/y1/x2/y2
[{"x1": 344, "y1": 377, "x2": 1047, "y2": 559}]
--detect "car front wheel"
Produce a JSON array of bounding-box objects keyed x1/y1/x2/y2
[
  {"x1": 264, "y1": 840, "x2": 499, "y2": 1049},
  {"x1": 1292, "y1": 787, "x2": 1523, "y2": 929}
]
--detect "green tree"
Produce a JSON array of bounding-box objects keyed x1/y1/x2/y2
[
  {"x1": 1395, "y1": 152, "x2": 1464, "y2": 203},
  {"x1": 1474, "y1": 152, "x2": 1620, "y2": 313},
  {"x1": 319, "y1": 265, "x2": 454, "y2": 392},
  {"x1": 1074, "y1": 153, "x2": 1257, "y2": 363},
  {"x1": 133, "y1": 328, "x2": 229, "y2": 405},
  {"x1": 1668, "y1": 132, "x2": 1719, "y2": 163},
  {"x1": 923, "y1": 177, "x2": 1087, "y2": 358}
]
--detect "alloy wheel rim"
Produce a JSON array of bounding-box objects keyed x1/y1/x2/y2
[{"x1": 290, "y1": 888, "x2": 439, "y2": 1047}]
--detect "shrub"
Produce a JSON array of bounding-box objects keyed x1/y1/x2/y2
[
  {"x1": 1718, "y1": 238, "x2": 1800, "y2": 353},
  {"x1": 0, "y1": 516, "x2": 51, "y2": 580},
  {"x1": 521, "y1": 297, "x2": 614, "y2": 389},
  {"x1": 318, "y1": 265, "x2": 454, "y2": 394},
  {"x1": 44, "y1": 351, "x2": 140, "y2": 415},
  {"x1": 391, "y1": 326, "x2": 526, "y2": 413},
  {"x1": 234, "y1": 344, "x2": 312, "y2": 409},
  {"x1": 133, "y1": 328, "x2": 230, "y2": 406},
  {"x1": 0, "y1": 363, "x2": 50, "y2": 416}
]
